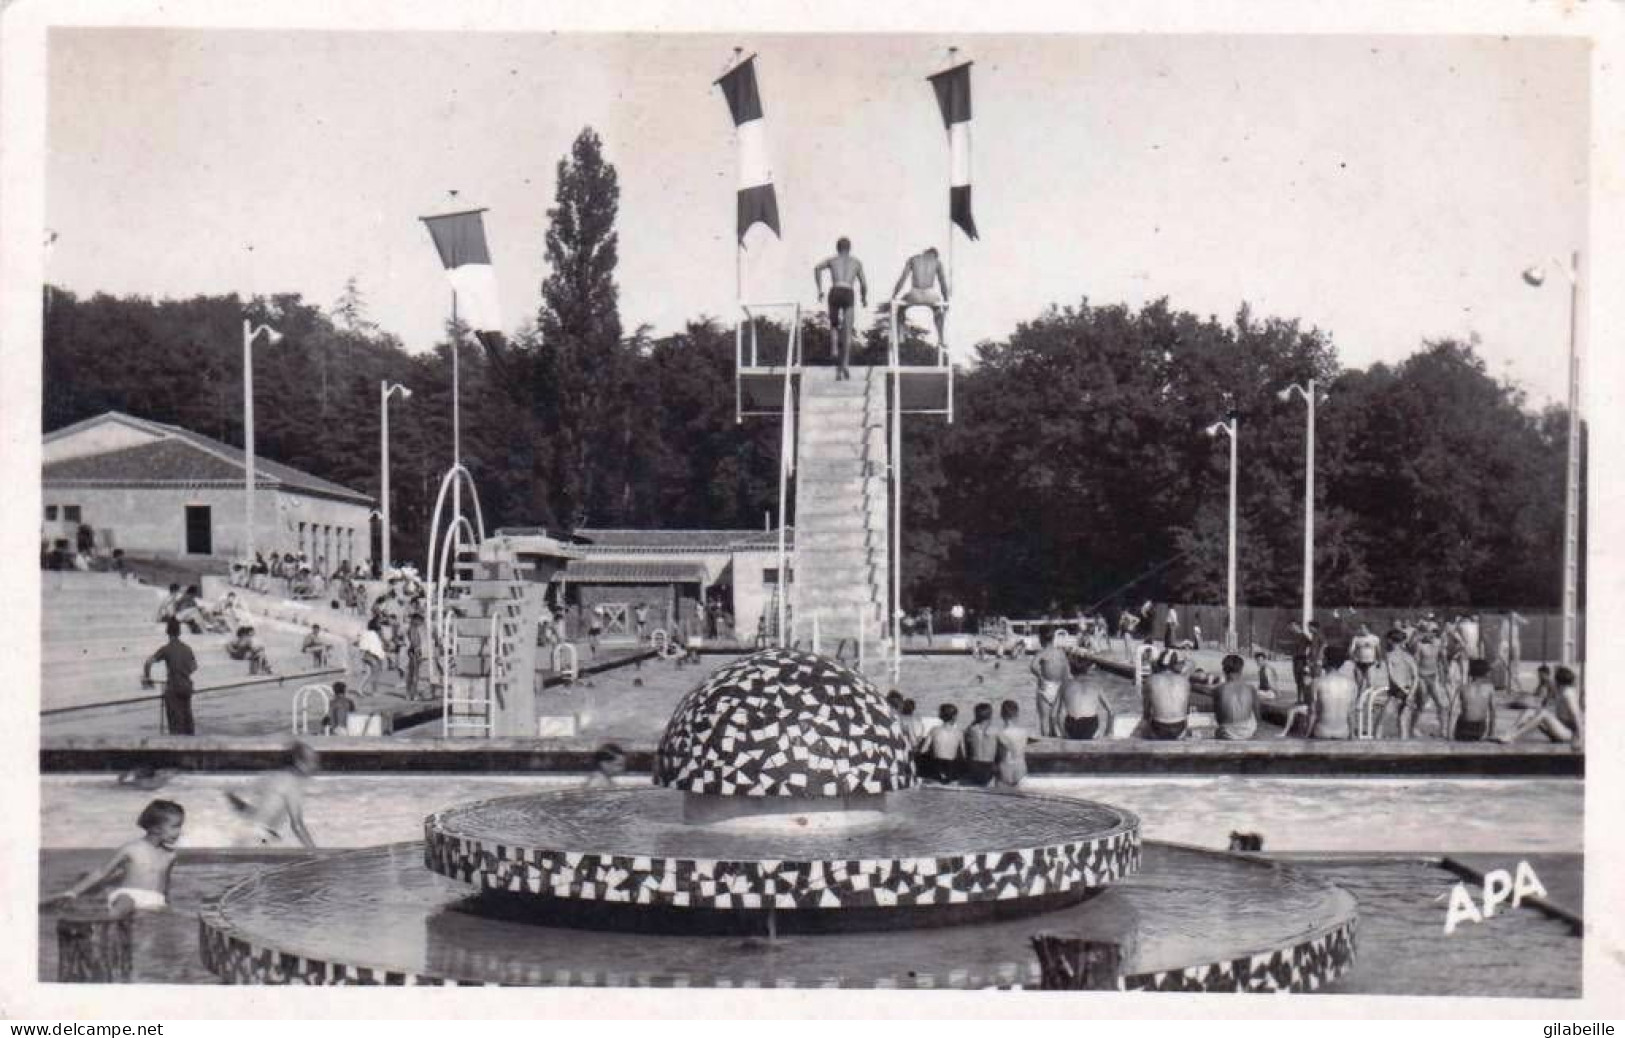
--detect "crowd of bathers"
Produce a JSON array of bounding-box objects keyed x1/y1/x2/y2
[{"x1": 1119, "y1": 611, "x2": 1584, "y2": 745}]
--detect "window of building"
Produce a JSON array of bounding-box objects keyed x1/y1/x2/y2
[
  {"x1": 63, "y1": 505, "x2": 82, "y2": 523},
  {"x1": 44, "y1": 505, "x2": 58, "y2": 521}
]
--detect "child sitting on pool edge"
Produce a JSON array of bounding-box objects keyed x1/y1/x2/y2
[
  {"x1": 920, "y1": 703, "x2": 963, "y2": 784},
  {"x1": 42, "y1": 799, "x2": 184, "y2": 912}
]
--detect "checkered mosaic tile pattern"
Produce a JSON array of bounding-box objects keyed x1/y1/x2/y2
[
  {"x1": 198, "y1": 914, "x2": 487, "y2": 986},
  {"x1": 654, "y1": 648, "x2": 915, "y2": 797},
  {"x1": 198, "y1": 892, "x2": 1355, "y2": 991},
  {"x1": 1120, "y1": 917, "x2": 1357, "y2": 993},
  {"x1": 422, "y1": 823, "x2": 1141, "y2": 909}
]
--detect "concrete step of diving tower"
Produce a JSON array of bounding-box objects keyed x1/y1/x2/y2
[{"x1": 793, "y1": 367, "x2": 889, "y2": 666}]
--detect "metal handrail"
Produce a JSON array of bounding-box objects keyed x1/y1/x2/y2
[
  {"x1": 776, "y1": 304, "x2": 800, "y2": 646},
  {"x1": 291, "y1": 683, "x2": 332, "y2": 736}
]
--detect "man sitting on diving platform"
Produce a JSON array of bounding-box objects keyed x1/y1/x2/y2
[{"x1": 891, "y1": 246, "x2": 951, "y2": 349}]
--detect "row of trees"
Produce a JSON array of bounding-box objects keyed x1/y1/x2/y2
[{"x1": 42, "y1": 128, "x2": 1579, "y2": 613}]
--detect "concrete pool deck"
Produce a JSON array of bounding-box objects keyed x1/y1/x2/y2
[
  {"x1": 38, "y1": 732, "x2": 1583, "y2": 776},
  {"x1": 38, "y1": 646, "x2": 1584, "y2": 775}
]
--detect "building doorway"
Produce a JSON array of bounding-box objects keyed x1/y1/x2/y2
[
  {"x1": 184, "y1": 505, "x2": 213, "y2": 555},
  {"x1": 598, "y1": 602, "x2": 630, "y2": 639}
]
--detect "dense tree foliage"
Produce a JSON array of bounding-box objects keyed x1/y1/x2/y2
[{"x1": 41, "y1": 127, "x2": 1575, "y2": 611}]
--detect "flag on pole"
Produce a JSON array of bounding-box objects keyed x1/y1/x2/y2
[
  {"x1": 927, "y1": 61, "x2": 979, "y2": 241},
  {"x1": 420, "y1": 208, "x2": 503, "y2": 334},
  {"x1": 717, "y1": 55, "x2": 781, "y2": 244}
]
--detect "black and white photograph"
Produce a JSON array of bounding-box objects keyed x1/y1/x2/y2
[{"x1": 4, "y1": 0, "x2": 1623, "y2": 1020}]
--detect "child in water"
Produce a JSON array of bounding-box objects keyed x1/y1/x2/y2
[
  {"x1": 42, "y1": 799, "x2": 184, "y2": 911},
  {"x1": 585, "y1": 743, "x2": 626, "y2": 788}
]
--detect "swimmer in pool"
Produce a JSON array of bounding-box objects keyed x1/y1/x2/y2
[
  {"x1": 227, "y1": 740, "x2": 318, "y2": 848},
  {"x1": 42, "y1": 799, "x2": 184, "y2": 912}
]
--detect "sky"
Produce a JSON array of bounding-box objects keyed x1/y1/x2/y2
[{"x1": 45, "y1": 28, "x2": 1589, "y2": 403}]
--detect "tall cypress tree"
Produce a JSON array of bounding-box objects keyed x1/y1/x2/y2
[{"x1": 531, "y1": 128, "x2": 628, "y2": 529}]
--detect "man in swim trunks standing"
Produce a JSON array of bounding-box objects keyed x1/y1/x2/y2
[
  {"x1": 813, "y1": 237, "x2": 868, "y2": 381},
  {"x1": 1029, "y1": 628, "x2": 1069, "y2": 737},
  {"x1": 1457, "y1": 613, "x2": 1483, "y2": 662},
  {"x1": 1383, "y1": 631, "x2": 1421, "y2": 739},
  {"x1": 889, "y1": 246, "x2": 951, "y2": 348},
  {"x1": 1348, "y1": 622, "x2": 1381, "y2": 696},
  {"x1": 1453, "y1": 659, "x2": 1497, "y2": 742}
]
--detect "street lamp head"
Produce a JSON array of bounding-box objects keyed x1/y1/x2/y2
[
  {"x1": 1522, "y1": 266, "x2": 1547, "y2": 288},
  {"x1": 1205, "y1": 421, "x2": 1225, "y2": 438},
  {"x1": 264, "y1": 327, "x2": 284, "y2": 345},
  {"x1": 399, "y1": 385, "x2": 413, "y2": 401}
]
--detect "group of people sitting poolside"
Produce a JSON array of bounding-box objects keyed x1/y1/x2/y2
[
  {"x1": 887, "y1": 690, "x2": 1033, "y2": 788},
  {"x1": 231, "y1": 552, "x2": 373, "y2": 611}
]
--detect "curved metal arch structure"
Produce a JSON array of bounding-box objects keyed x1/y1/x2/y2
[{"x1": 423, "y1": 465, "x2": 491, "y2": 736}]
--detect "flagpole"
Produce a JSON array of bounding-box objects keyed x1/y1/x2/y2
[
  {"x1": 731, "y1": 47, "x2": 744, "y2": 312},
  {"x1": 451, "y1": 288, "x2": 462, "y2": 540},
  {"x1": 945, "y1": 45, "x2": 958, "y2": 359}
]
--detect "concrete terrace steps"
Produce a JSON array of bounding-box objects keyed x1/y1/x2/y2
[
  {"x1": 42, "y1": 619, "x2": 175, "y2": 641},
  {"x1": 47, "y1": 630, "x2": 314, "y2": 680}
]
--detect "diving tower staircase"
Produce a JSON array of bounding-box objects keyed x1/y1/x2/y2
[
  {"x1": 426, "y1": 467, "x2": 544, "y2": 738},
  {"x1": 735, "y1": 301, "x2": 953, "y2": 679}
]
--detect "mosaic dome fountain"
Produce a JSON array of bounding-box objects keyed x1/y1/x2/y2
[{"x1": 200, "y1": 649, "x2": 1357, "y2": 990}]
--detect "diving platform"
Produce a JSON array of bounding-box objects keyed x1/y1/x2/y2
[{"x1": 734, "y1": 301, "x2": 955, "y2": 420}]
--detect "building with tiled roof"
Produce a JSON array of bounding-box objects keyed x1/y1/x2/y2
[
  {"x1": 544, "y1": 527, "x2": 795, "y2": 645},
  {"x1": 43, "y1": 411, "x2": 375, "y2": 566}
]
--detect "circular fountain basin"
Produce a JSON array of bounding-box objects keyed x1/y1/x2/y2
[
  {"x1": 422, "y1": 787, "x2": 1140, "y2": 922},
  {"x1": 198, "y1": 841, "x2": 1356, "y2": 991}
]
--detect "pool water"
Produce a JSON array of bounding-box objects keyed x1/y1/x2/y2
[
  {"x1": 39, "y1": 774, "x2": 1581, "y2": 854},
  {"x1": 1318, "y1": 858, "x2": 1580, "y2": 997},
  {"x1": 36, "y1": 847, "x2": 1576, "y2": 996}
]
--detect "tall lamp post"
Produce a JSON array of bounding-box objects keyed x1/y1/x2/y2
[
  {"x1": 1279, "y1": 379, "x2": 1319, "y2": 628},
  {"x1": 1205, "y1": 414, "x2": 1240, "y2": 651},
  {"x1": 1523, "y1": 250, "x2": 1583, "y2": 667},
  {"x1": 242, "y1": 319, "x2": 283, "y2": 562},
  {"x1": 379, "y1": 381, "x2": 413, "y2": 575}
]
